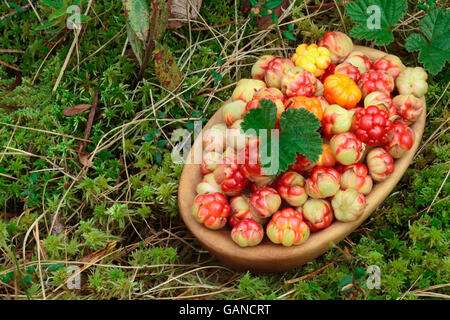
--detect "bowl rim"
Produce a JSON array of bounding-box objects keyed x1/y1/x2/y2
[{"x1": 178, "y1": 45, "x2": 426, "y2": 273}]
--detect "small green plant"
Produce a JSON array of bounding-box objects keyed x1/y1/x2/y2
[
  {"x1": 36, "y1": 0, "x2": 89, "y2": 33},
  {"x1": 345, "y1": 0, "x2": 407, "y2": 45},
  {"x1": 122, "y1": 0, "x2": 182, "y2": 89},
  {"x1": 405, "y1": 8, "x2": 450, "y2": 75},
  {"x1": 345, "y1": 0, "x2": 449, "y2": 75},
  {"x1": 0, "y1": 1, "x2": 28, "y2": 29}
]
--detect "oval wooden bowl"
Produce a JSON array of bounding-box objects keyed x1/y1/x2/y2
[{"x1": 178, "y1": 46, "x2": 426, "y2": 273}]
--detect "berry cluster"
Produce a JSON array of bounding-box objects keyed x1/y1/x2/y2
[{"x1": 193, "y1": 32, "x2": 428, "y2": 248}]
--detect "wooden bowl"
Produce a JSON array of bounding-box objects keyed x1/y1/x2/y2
[{"x1": 178, "y1": 46, "x2": 426, "y2": 273}]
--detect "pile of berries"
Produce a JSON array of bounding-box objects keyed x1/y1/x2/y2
[{"x1": 193, "y1": 31, "x2": 428, "y2": 248}]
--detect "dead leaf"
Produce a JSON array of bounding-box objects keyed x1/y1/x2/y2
[
  {"x1": 0, "y1": 212, "x2": 15, "y2": 218},
  {"x1": 49, "y1": 212, "x2": 65, "y2": 235},
  {"x1": 153, "y1": 45, "x2": 182, "y2": 91},
  {"x1": 79, "y1": 154, "x2": 93, "y2": 168},
  {"x1": 62, "y1": 104, "x2": 92, "y2": 116}
]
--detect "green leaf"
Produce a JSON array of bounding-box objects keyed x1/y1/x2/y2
[
  {"x1": 186, "y1": 121, "x2": 195, "y2": 131},
  {"x1": 157, "y1": 111, "x2": 166, "y2": 119},
  {"x1": 41, "y1": 0, "x2": 63, "y2": 10},
  {"x1": 157, "y1": 139, "x2": 168, "y2": 148},
  {"x1": 192, "y1": 110, "x2": 203, "y2": 117},
  {"x1": 278, "y1": 108, "x2": 323, "y2": 172},
  {"x1": 155, "y1": 151, "x2": 162, "y2": 164},
  {"x1": 126, "y1": 22, "x2": 144, "y2": 66},
  {"x1": 143, "y1": 133, "x2": 154, "y2": 142},
  {"x1": 153, "y1": 45, "x2": 182, "y2": 91},
  {"x1": 354, "y1": 267, "x2": 366, "y2": 280},
  {"x1": 241, "y1": 99, "x2": 278, "y2": 135},
  {"x1": 345, "y1": 0, "x2": 407, "y2": 45},
  {"x1": 23, "y1": 275, "x2": 32, "y2": 284},
  {"x1": 34, "y1": 21, "x2": 57, "y2": 31},
  {"x1": 265, "y1": 0, "x2": 283, "y2": 10},
  {"x1": 211, "y1": 70, "x2": 223, "y2": 87},
  {"x1": 16, "y1": 6, "x2": 27, "y2": 13},
  {"x1": 249, "y1": 0, "x2": 257, "y2": 6},
  {"x1": 269, "y1": 12, "x2": 278, "y2": 25},
  {"x1": 405, "y1": 8, "x2": 450, "y2": 75},
  {"x1": 283, "y1": 30, "x2": 296, "y2": 41},
  {"x1": 241, "y1": 101, "x2": 323, "y2": 176},
  {"x1": 48, "y1": 6, "x2": 68, "y2": 21},
  {"x1": 7, "y1": 1, "x2": 18, "y2": 8},
  {"x1": 122, "y1": 0, "x2": 150, "y2": 42}
]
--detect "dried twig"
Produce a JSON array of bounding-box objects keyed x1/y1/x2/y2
[
  {"x1": 4, "y1": 75, "x2": 22, "y2": 91},
  {"x1": 0, "y1": 59, "x2": 22, "y2": 72},
  {"x1": 285, "y1": 258, "x2": 345, "y2": 284}
]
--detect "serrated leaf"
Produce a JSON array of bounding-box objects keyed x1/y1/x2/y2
[
  {"x1": 153, "y1": 45, "x2": 182, "y2": 91},
  {"x1": 283, "y1": 30, "x2": 296, "y2": 41},
  {"x1": 279, "y1": 108, "x2": 323, "y2": 168},
  {"x1": 49, "y1": 6, "x2": 68, "y2": 21},
  {"x1": 345, "y1": 0, "x2": 407, "y2": 45},
  {"x1": 126, "y1": 21, "x2": 144, "y2": 67},
  {"x1": 405, "y1": 8, "x2": 450, "y2": 75},
  {"x1": 241, "y1": 101, "x2": 323, "y2": 176},
  {"x1": 258, "y1": 129, "x2": 280, "y2": 176},
  {"x1": 41, "y1": 0, "x2": 62, "y2": 10},
  {"x1": 241, "y1": 99, "x2": 278, "y2": 135},
  {"x1": 122, "y1": 0, "x2": 150, "y2": 42}
]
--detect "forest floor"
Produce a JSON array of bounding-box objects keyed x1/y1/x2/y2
[{"x1": 0, "y1": 0, "x2": 448, "y2": 299}]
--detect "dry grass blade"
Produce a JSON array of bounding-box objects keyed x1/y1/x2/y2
[
  {"x1": 0, "y1": 59, "x2": 22, "y2": 72},
  {"x1": 285, "y1": 258, "x2": 345, "y2": 284}
]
